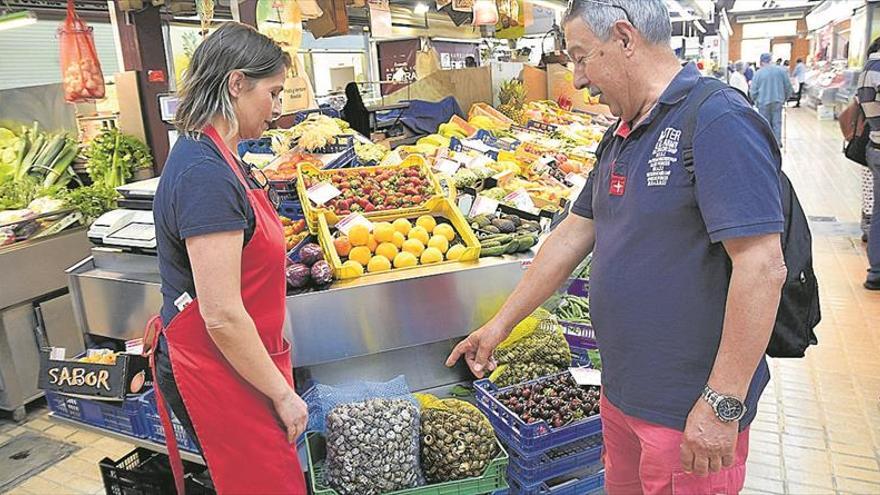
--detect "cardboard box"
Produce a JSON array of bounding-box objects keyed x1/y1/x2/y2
[{"x1": 38, "y1": 349, "x2": 151, "y2": 401}]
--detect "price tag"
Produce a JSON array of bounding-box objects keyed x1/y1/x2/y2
[
  {"x1": 533, "y1": 155, "x2": 556, "y2": 175},
  {"x1": 469, "y1": 196, "x2": 500, "y2": 217},
  {"x1": 306, "y1": 182, "x2": 341, "y2": 206},
  {"x1": 382, "y1": 149, "x2": 404, "y2": 166},
  {"x1": 336, "y1": 213, "x2": 374, "y2": 235},
  {"x1": 565, "y1": 172, "x2": 588, "y2": 190},
  {"x1": 569, "y1": 367, "x2": 602, "y2": 387},
  {"x1": 460, "y1": 138, "x2": 494, "y2": 154},
  {"x1": 521, "y1": 259, "x2": 533, "y2": 270},
  {"x1": 49, "y1": 347, "x2": 66, "y2": 361},
  {"x1": 504, "y1": 189, "x2": 537, "y2": 213},
  {"x1": 433, "y1": 158, "x2": 462, "y2": 176},
  {"x1": 125, "y1": 338, "x2": 144, "y2": 355},
  {"x1": 435, "y1": 147, "x2": 450, "y2": 161},
  {"x1": 467, "y1": 154, "x2": 494, "y2": 169}
]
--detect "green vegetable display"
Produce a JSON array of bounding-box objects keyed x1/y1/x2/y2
[
  {"x1": 554, "y1": 295, "x2": 591, "y2": 324},
  {"x1": 0, "y1": 122, "x2": 79, "y2": 210},
  {"x1": 57, "y1": 184, "x2": 119, "y2": 223},
  {"x1": 85, "y1": 128, "x2": 153, "y2": 188}
]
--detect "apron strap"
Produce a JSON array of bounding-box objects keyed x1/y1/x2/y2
[
  {"x1": 203, "y1": 125, "x2": 250, "y2": 189},
  {"x1": 145, "y1": 315, "x2": 188, "y2": 495}
]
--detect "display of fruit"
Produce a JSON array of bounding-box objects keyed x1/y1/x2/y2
[
  {"x1": 419, "y1": 396, "x2": 499, "y2": 483},
  {"x1": 469, "y1": 213, "x2": 540, "y2": 258},
  {"x1": 263, "y1": 151, "x2": 323, "y2": 182},
  {"x1": 497, "y1": 79, "x2": 526, "y2": 125},
  {"x1": 355, "y1": 141, "x2": 389, "y2": 165},
  {"x1": 494, "y1": 372, "x2": 601, "y2": 428},
  {"x1": 286, "y1": 242, "x2": 331, "y2": 289},
  {"x1": 303, "y1": 165, "x2": 437, "y2": 216},
  {"x1": 330, "y1": 216, "x2": 469, "y2": 278},
  {"x1": 299, "y1": 243, "x2": 324, "y2": 266},
  {"x1": 438, "y1": 122, "x2": 470, "y2": 140},
  {"x1": 77, "y1": 350, "x2": 118, "y2": 365},
  {"x1": 280, "y1": 216, "x2": 308, "y2": 251}
]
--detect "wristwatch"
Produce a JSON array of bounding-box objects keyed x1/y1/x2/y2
[{"x1": 701, "y1": 385, "x2": 747, "y2": 423}]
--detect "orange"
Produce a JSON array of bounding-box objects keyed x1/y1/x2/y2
[
  {"x1": 348, "y1": 246, "x2": 372, "y2": 266},
  {"x1": 373, "y1": 222, "x2": 395, "y2": 243},
  {"x1": 349, "y1": 224, "x2": 370, "y2": 247},
  {"x1": 393, "y1": 251, "x2": 418, "y2": 269},
  {"x1": 366, "y1": 234, "x2": 378, "y2": 253},
  {"x1": 420, "y1": 247, "x2": 443, "y2": 264},
  {"x1": 391, "y1": 231, "x2": 406, "y2": 249},
  {"x1": 375, "y1": 242, "x2": 399, "y2": 260},
  {"x1": 334, "y1": 236, "x2": 352, "y2": 257},
  {"x1": 342, "y1": 259, "x2": 364, "y2": 276},
  {"x1": 433, "y1": 223, "x2": 455, "y2": 242},
  {"x1": 367, "y1": 255, "x2": 391, "y2": 273},
  {"x1": 402, "y1": 238, "x2": 425, "y2": 257},
  {"x1": 416, "y1": 215, "x2": 437, "y2": 232},
  {"x1": 427, "y1": 235, "x2": 449, "y2": 254},
  {"x1": 393, "y1": 218, "x2": 413, "y2": 235},
  {"x1": 408, "y1": 226, "x2": 430, "y2": 246},
  {"x1": 446, "y1": 244, "x2": 466, "y2": 261}
]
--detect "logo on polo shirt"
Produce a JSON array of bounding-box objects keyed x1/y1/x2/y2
[{"x1": 647, "y1": 127, "x2": 680, "y2": 187}]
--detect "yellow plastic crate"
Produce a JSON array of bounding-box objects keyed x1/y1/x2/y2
[
  {"x1": 296, "y1": 155, "x2": 444, "y2": 233},
  {"x1": 317, "y1": 197, "x2": 481, "y2": 280}
]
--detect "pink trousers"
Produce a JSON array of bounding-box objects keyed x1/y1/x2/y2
[{"x1": 601, "y1": 394, "x2": 750, "y2": 495}]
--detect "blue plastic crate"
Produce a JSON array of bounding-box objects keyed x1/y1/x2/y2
[
  {"x1": 278, "y1": 199, "x2": 304, "y2": 221},
  {"x1": 321, "y1": 145, "x2": 356, "y2": 169},
  {"x1": 525, "y1": 120, "x2": 559, "y2": 135},
  {"x1": 474, "y1": 129, "x2": 519, "y2": 151},
  {"x1": 507, "y1": 467, "x2": 604, "y2": 495},
  {"x1": 507, "y1": 433, "x2": 602, "y2": 485},
  {"x1": 314, "y1": 135, "x2": 354, "y2": 154},
  {"x1": 238, "y1": 138, "x2": 273, "y2": 157},
  {"x1": 474, "y1": 371, "x2": 602, "y2": 458},
  {"x1": 565, "y1": 278, "x2": 589, "y2": 298},
  {"x1": 45, "y1": 390, "x2": 147, "y2": 438},
  {"x1": 139, "y1": 389, "x2": 200, "y2": 453}
]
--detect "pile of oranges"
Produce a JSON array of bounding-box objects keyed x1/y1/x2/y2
[{"x1": 333, "y1": 216, "x2": 467, "y2": 274}]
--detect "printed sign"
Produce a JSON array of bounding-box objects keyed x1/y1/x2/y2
[
  {"x1": 337, "y1": 213, "x2": 374, "y2": 235},
  {"x1": 306, "y1": 182, "x2": 342, "y2": 206},
  {"x1": 504, "y1": 189, "x2": 537, "y2": 213},
  {"x1": 469, "y1": 196, "x2": 500, "y2": 217},
  {"x1": 38, "y1": 350, "x2": 151, "y2": 400},
  {"x1": 433, "y1": 158, "x2": 462, "y2": 176},
  {"x1": 569, "y1": 367, "x2": 602, "y2": 387}
]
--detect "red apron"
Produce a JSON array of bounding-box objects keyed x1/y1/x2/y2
[{"x1": 144, "y1": 126, "x2": 306, "y2": 494}]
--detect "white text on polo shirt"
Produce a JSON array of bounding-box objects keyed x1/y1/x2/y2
[{"x1": 647, "y1": 127, "x2": 680, "y2": 187}]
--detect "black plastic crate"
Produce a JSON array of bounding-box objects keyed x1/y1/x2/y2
[{"x1": 100, "y1": 447, "x2": 213, "y2": 495}]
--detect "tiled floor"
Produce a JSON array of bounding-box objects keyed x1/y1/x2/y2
[{"x1": 1, "y1": 107, "x2": 879, "y2": 495}]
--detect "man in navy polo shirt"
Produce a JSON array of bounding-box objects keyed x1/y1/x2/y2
[{"x1": 447, "y1": 1, "x2": 787, "y2": 493}]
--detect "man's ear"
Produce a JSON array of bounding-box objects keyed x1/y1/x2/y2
[
  {"x1": 228, "y1": 70, "x2": 246, "y2": 99},
  {"x1": 611, "y1": 20, "x2": 636, "y2": 56}
]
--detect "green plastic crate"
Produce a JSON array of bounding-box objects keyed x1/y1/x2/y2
[{"x1": 306, "y1": 432, "x2": 509, "y2": 495}]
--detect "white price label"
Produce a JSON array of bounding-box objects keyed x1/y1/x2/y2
[
  {"x1": 469, "y1": 196, "x2": 500, "y2": 217},
  {"x1": 382, "y1": 149, "x2": 404, "y2": 166},
  {"x1": 569, "y1": 367, "x2": 602, "y2": 386},
  {"x1": 435, "y1": 147, "x2": 450, "y2": 161},
  {"x1": 336, "y1": 213, "x2": 374, "y2": 235},
  {"x1": 125, "y1": 338, "x2": 144, "y2": 355},
  {"x1": 504, "y1": 189, "x2": 537, "y2": 213},
  {"x1": 306, "y1": 182, "x2": 342, "y2": 206},
  {"x1": 433, "y1": 158, "x2": 462, "y2": 176},
  {"x1": 49, "y1": 347, "x2": 66, "y2": 360},
  {"x1": 460, "y1": 138, "x2": 494, "y2": 154},
  {"x1": 533, "y1": 155, "x2": 556, "y2": 175},
  {"x1": 565, "y1": 172, "x2": 588, "y2": 190},
  {"x1": 467, "y1": 154, "x2": 494, "y2": 169}
]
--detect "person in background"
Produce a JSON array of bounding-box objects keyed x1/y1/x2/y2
[
  {"x1": 856, "y1": 36, "x2": 880, "y2": 290},
  {"x1": 150, "y1": 22, "x2": 307, "y2": 493},
  {"x1": 448, "y1": 0, "x2": 786, "y2": 492},
  {"x1": 751, "y1": 52, "x2": 793, "y2": 147},
  {"x1": 744, "y1": 62, "x2": 755, "y2": 84},
  {"x1": 342, "y1": 82, "x2": 370, "y2": 137},
  {"x1": 730, "y1": 60, "x2": 750, "y2": 96},
  {"x1": 465, "y1": 56, "x2": 478, "y2": 68},
  {"x1": 793, "y1": 58, "x2": 807, "y2": 107},
  {"x1": 783, "y1": 59, "x2": 790, "y2": 69},
  {"x1": 776, "y1": 57, "x2": 783, "y2": 66}
]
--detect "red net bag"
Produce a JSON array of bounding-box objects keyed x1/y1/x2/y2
[{"x1": 59, "y1": 0, "x2": 105, "y2": 102}]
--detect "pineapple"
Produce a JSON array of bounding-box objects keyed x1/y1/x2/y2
[{"x1": 498, "y1": 79, "x2": 526, "y2": 124}]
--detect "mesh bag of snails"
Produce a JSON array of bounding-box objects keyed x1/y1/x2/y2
[
  {"x1": 489, "y1": 308, "x2": 572, "y2": 387},
  {"x1": 324, "y1": 398, "x2": 426, "y2": 495},
  {"x1": 304, "y1": 375, "x2": 418, "y2": 433},
  {"x1": 416, "y1": 394, "x2": 500, "y2": 483}
]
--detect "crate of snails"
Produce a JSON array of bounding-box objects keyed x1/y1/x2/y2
[
  {"x1": 315, "y1": 197, "x2": 481, "y2": 280},
  {"x1": 304, "y1": 395, "x2": 509, "y2": 495}
]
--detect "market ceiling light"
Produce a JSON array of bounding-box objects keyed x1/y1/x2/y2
[
  {"x1": 413, "y1": 2, "x2": 429, "y2": 15},
  {"x1": 0, "y1": 10, "x2": 37, "y2": 32},
  {"x1": 472, "y1": 0, "x2": 498, "y2": 26}
]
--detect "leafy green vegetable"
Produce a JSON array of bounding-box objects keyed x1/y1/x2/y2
[
  {"x1": 58, "y1": 184, "x2": 119, "y2": 223},
  {"x1": 85, "y1": 128, "x2": 153, "y2": 188}
]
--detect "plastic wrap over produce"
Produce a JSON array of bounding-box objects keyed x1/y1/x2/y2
[{"x1": 303, "y1": 375, "x2": 420, "y2": 433}]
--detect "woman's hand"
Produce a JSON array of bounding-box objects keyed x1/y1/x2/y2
[{"x1": 273, "y1": 388, "x2": 309, "y2": 444}]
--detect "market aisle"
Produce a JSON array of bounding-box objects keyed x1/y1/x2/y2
[{"x1": 744, "y1": 107, "x2": 880, "y2": 495}]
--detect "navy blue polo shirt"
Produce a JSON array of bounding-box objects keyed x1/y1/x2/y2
[{"x1": 572, "y1": 63, "x2": 783, "y2": 431}]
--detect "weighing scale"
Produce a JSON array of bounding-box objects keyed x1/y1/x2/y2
[{"x1": 88, "y1": 178, "x2": 160, "y2": 250}]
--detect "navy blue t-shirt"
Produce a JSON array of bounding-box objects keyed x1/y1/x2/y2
[
  {"x1": 153, "y1": 134, "x2": 257, "y2": 326},
  {"x1": 571, "y1": 63, "x2": 783, "y2": 431}
]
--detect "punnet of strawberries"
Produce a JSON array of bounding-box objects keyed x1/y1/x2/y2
[{"x1": 304, "y1": 166, "x2": 436, "y2": 216}]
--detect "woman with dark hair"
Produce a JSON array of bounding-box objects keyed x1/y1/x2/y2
[
  {"x1": 148, "y1": 22, "x2": 308, "y2": 493},
  {"x1": 857, "y1": 36, "x2": 880, "y2": 289},
  {"x1": 342, "y1": 82, "x2": 370, "y2": 137}
]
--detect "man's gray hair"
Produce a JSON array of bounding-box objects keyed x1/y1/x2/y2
[
  {"x1": 734, "y1": 61, "x2": 745, "y2": 73},
  {"x1": 564, "y1": 0, "x2": 672, "y2": 45}
]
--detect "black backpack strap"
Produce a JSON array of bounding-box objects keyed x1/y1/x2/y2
[{"x1": 680, "y1": 78, "x2": 732, "y2": 176}]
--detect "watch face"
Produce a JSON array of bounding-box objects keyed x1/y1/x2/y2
[{"x1": 717, "y1": 397, "x2": 745, "y2": 421}]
